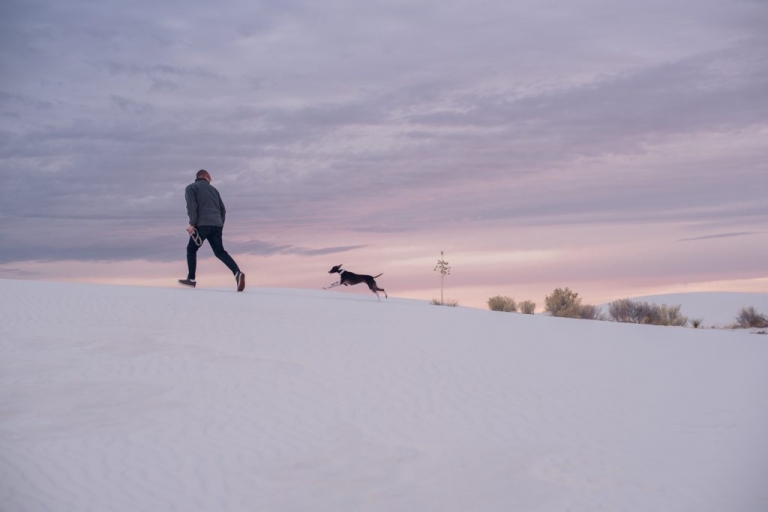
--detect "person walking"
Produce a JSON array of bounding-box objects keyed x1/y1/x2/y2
[{"x1": 178, "y1": 169, "x2": 245, "y2": 292}]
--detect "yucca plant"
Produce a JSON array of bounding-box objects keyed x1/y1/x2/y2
[
  {"x1": 434, "y1": 251, "x2": 451, "y2": 304},
  {"x1": 431, "y1": 298, "x2": 459, "y2": 307}
]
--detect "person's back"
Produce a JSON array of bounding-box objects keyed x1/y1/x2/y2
[{"x1": 185, "y1": 178, "x2": 225, "y2": 227}]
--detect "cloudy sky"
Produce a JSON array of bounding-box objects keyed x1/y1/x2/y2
[{"x1": 2, "y1": 0, "x2": 767, "y2": 308}]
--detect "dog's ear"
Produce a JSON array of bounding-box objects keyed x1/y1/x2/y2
[{"x1": 338, "y1": 264, "x2": 343, "y2": 268}]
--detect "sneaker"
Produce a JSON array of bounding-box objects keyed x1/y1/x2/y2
[
  {"x1": 235, "y1": 272, "x2": 245, "y2": 292},
  {"x1": 178, "y1": 279, "x2": 196, "y2": 288}
]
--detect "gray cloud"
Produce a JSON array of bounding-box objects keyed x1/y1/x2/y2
[
  {"x1": 1, "y1": 0, "x2": 767, "y2": 269},
  {"x1": 0, "y1": 215, "x2": 364, "y2": 264},
  {"x1": 0, "y1": 238, "x2": 363, "y2": 266},
  {"x1": 0, "y1": 266, "x2": 40, "y2": 278},
  {"x1": 679, "y1": 232, "x2": 762, "y2": 242}
]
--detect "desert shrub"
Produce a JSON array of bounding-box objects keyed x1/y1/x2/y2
[
  {"x1": 519, "y1": 300, "x2": 536, "y2": 315},
  {"x1": 659, "y1": 304, "x2": 688, "y2": 327},
  {"x1": 735, "y1": 307, "x2": 768, "y2": 328},
  {"x1": 431, "y1": 298, "x2": 459, "y2": 307},
  {"x1": 635, "y1": 302, "x2": 662, "y2": 324},
  {"x1": 691, "y1": 318, "x2": 704, "y2": 329},
  {"x1": 545, "y1": 288, "x2": 582, "y2": 318},
  {"x1": 544, "y1": 288, "x2": 601, "y2": 319},
  {"x1": 545, "y1": 287, "x2": 580, "y2": 317},
  {"x1": 608, "y1": 299, "x2": 634, "y2": 323},
  {"x1": 608, "y1": 299, "x2": 687, "y2": 326},
  {"x1": 609, "y1": 299, "x2": 655, "y2": 324},
  {"x1": 487, "y1": 296, "x2": 517, "y2": 312},
  {"x1": 578, "y1": 304, "x2": 603, "y2": 320}
]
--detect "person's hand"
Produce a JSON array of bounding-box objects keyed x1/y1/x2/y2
[{"x1": 186, "y1": 225, "x2": 196, "y2": 235}]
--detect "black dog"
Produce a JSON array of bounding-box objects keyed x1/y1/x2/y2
[{"x1": 324, "y1": 264, "x2": 387, "y2": 300}]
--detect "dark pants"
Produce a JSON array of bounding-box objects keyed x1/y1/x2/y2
[{"x1": 187, "y1": 226, "x2": 240, "y2": 280}]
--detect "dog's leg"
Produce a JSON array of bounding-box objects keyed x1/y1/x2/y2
[
  {"x1": 372, "y1": 286, "x2": 386, "y2": 299},
  {"x1": 365, "y1": 279, "x2": 380, "y2": 300},
  {"x1": 323, "y1": 280, "x2": 342, "y2": 290},
  {"x1": 367, "y1": 278, "x2": 387, "y2": 300}
]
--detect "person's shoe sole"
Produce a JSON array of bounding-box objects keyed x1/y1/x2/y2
[
  {"x1": 178, "y1": 279, "x2": 196, "y2": 288},
  {"x1": 237, "y1": 273, "x2": 245, "y2": 292}
]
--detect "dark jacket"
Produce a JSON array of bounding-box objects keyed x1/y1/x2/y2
[{"x1": 185, "y1": 178, "x2": 226, "y2": 227}]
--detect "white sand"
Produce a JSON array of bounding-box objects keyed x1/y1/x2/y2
[{"x1": 1, "y1": 279, "x2": 767, "y2": 512}]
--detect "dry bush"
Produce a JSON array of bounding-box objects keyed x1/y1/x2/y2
[
  {"x1": 659, "y1": 304, "x2": 688, "y2": 327},
  {"x1": 487, "y1": 296, "x2": 517, "y2": 312},
  {"x1": 735, "y1": 307, "x2": 768, "y2": 328},
  {"x1": 544, "y1": 288, "x2": 601, "y2": 319},
  {"x1": 545, "y1": 288, "x2": 582, "y2": 318},
  {"x1": 608, "y1": 299, "x2": 687, "y2": 326},
  {"x1": 608, "y1": 299, "x2": 632, "y2": 323},
  {"x1": 609, "y1": 299, "x2": 657, "y2": 324},
  {"x1": 691, "y1": 318, "x2": 704, "y2": 329},
  {"x1": 578, "y1": 304, "x2": 603, "y2": 320},
  {"x1": 519, "y1": 300, "x2": 536, "y2": 315},
  {"x1": 634, "y1": 302, "x2": 662, "y2": 324}
]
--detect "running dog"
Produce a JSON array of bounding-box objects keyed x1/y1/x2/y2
[{"x1": 324, "y1": 264, "x2": 387, "y2": 300}]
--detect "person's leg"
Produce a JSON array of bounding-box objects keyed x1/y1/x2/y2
[
  {"x1": 206, "y1": 226, "x2": 240, "y2": 276},
  {"x1": 186, "y1": 234, "x2": 202, "y2": 280}
]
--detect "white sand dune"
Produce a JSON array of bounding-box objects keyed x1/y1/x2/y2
[{"x1": 1, "y1": 279, "x2": 767, "y2": 512}]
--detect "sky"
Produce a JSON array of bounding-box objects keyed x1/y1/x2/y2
[{"x1": 1, "y1": 0, "x2": 767, "y2": 309}]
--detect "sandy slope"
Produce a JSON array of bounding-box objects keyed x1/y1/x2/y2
[{"x1": 1, "y1": 279, "x2": 767, "y2": 512}]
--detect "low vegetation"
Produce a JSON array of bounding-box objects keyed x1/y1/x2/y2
[
  {"x1": 735, "y1": 306, "x2": 768, "y2": 328},
  {"x1": 485, "y1": 290, "x2": 768, "y2": 330},
  {"x1": 487, "y1": 296, "x2": 517, "y2": 312},
  {"x1": 486, "y1": 296, "x2": 536, "y2": 314},
  {"x1": 607, "y1": 299, "x2": 688, "y2": 327},
  {"x1": 519, "y1": 300, "x2": 536, "y2": 315},
  {"x1": 544, "y1": 288, "x2": 601, "y2": 319},
  {"x1": 431, "y1": 298, "x2": 459, "y2": 307}
]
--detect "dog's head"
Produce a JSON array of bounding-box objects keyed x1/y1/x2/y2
[{"x1": 328, "y1": 264, "x2": 343, "y2": 274}]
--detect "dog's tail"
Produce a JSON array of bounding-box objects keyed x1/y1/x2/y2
[{"x1": 373, "y1": 273, "x2": 383, "y2": 278}]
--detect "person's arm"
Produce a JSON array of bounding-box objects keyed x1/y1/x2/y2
[
  {"x1": 185, "y1": 185, "x2": 198, "y2": 232},
  {"x1": 219, "y1": 192, "x2": 226, "y2": 225}
]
